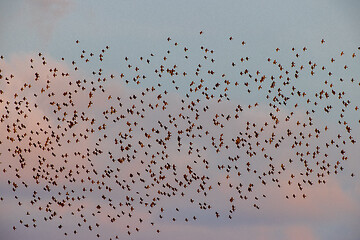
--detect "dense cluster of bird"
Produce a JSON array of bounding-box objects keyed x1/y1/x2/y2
[{"x1": 0, "y1": 33, "x2": 359, "y2": 239}]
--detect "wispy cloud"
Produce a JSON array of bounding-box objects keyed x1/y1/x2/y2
[{"x1": 25, "y1": 0, "x2": 72, "y2": 43}]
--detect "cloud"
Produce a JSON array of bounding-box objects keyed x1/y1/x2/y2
[
  {"x1": 285, "y1": 225, "x2": 319, "y2": 240},
  {"x1": 24, "y1": 0, "x2": 72, "y2": 43}
]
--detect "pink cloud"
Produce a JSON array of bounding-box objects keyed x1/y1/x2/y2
[
  {"x1": 285, "y1": 225, "x2": 319, "y2": 240},
  {"x1": 23, "y1": 0, "x2": 72, "y2": 43}
]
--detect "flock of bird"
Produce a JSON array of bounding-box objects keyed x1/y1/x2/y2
[{"x1": 0, "y1": 32, "x2": 359, "y2": 239}]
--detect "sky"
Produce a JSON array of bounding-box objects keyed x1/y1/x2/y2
[{"x1": 0, "y1": 0, "x2": 360, "y2": 240}]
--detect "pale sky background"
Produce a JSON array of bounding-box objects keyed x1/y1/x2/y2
[{"x1": 1, "y1": 1, "x2": 360, "y2": 240}]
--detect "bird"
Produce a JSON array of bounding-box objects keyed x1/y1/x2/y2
[{"x1": 0, "y1": 34, "x2": 358, "y2": 240}]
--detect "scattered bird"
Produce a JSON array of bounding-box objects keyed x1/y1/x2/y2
[{"x1": 0, "y1": 34, "x2": 358, "y2": 240}]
